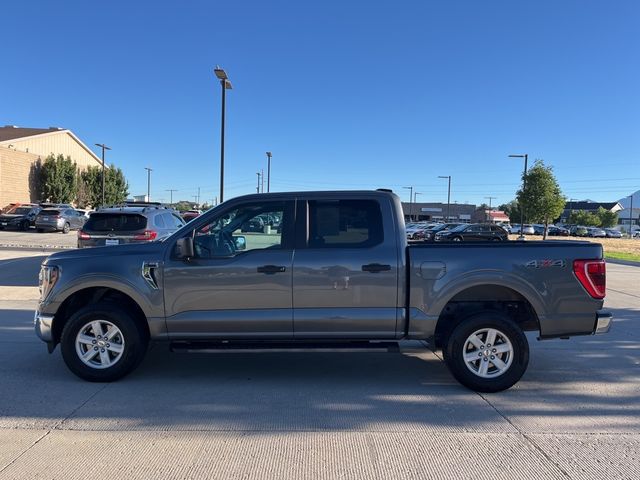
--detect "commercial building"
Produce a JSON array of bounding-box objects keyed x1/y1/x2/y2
[
  {"x1": 401, "y1": 202, "x2": 476, "y2": 223},
  {"x1": 0, "y1": 126, "x2": 103, "y2": 206},
  {"x1": 559, "y1": 200, "x2": 623, "y2": 223}
]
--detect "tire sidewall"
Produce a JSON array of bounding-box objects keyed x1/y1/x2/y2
[
  {"x1": 444, "y1": 312, "x2": 529, "y2": 393},
  {"x1": 62, "y1": 223, "x2": 70, "y2": 234},
  {"x1": 61, "y1": 303, "x2": 147, "y2": 382}
]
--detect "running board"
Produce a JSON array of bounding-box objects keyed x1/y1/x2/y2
[{"x1": 170, "y1": 340, "x2": 400, "y2": 354}]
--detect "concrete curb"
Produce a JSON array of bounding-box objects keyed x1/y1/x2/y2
[
  {"x1": 605, "y1": 258, "x2": 640, "y2": 267},
  {"x1": 0, "y1": 243, "x2": 72, "y2": 252}
]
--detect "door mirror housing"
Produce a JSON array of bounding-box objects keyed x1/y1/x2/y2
[
  {"x1": 233, "y1": 235, "x2": 247, "y2": 251},
  {"x1": 175, "y1": 236, "x2": 195, "y2": 259}
]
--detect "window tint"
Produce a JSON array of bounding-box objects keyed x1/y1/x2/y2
[
  {"x1": 193, "y1": 202, "x2": 288, "y2": 258},
  {"x1": 154, "y1": 214, "x2": 166, "y2": 228},
  {"x1": 84, "y1": 213, "x2": 147, "y2": 232},
  {"x1": 308, "y1": 199, "x2": 383, "y2": 248},
  {"x1": 164, "y1": 212, "x2": 184, "y2": 228},
  {"x1": 40, "y1": 209, "x2": 60, "y2": 216}
]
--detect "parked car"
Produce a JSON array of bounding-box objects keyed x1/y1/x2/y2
[
  {"x1": 78, "y1": 205, "x2": 186, "y2": 248},
  {"x1": 510, "y1": 224, "x2": 535, "y2": 235},
  {"x1": 181, "y1": 210, "x2": 201, "y2": 222},
  {"x1": 35, "y1": 208, "x2": 86, "y2": 233},
  {"x1": 434, "y1": 223, "x2": 508, "y2": 242},
  {"x1": 0, "y1": 204, "x2": 41, "y2": 230},
  {"x1": 421, "y1": 223, "x2": 462, "y2": 242},
  {"x1": 532, "y1": 224, "x2": 545, "y2": 235},
  {"x1": 604, "y1": 229, "x2": 622, "y2": 238},
  {"x1": 406, "y1": 222, "x2": 434, "y2": 240},
  {"x1": 75, "y1": 209, "x2": 93, "y2": 219},
  {"x1": 586, "y1": 227, "x2": 606, "y2": 238},
  {"x1": 570, "y1": 225, "x2": 589, "y2": 237},
  {"x1": 548, "y1": 226, "x2": 569, "y2": 236}
]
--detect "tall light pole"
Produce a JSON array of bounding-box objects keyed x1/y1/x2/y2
[
  {"x1": 414, "y1": 192, "x2": 422, "y2": 219},
  {"x1": 403, "y1": 186, "x2": 413, "y2": 221},
  {"x1": 94, "y1": 143, "x2": 111, "y2": 207},
  {"x1": 266, "y1": 151, "x2": 272, "y2": 192},
  {"x1": 630, "y1": 194, "x2": 635, "y2": 238},
  {"x1": 144, "y1": 167, "x2": 152, "y2": 201},
  {"x1": 166, "y1": 189, "x2": 177, "y2": 206},
  {"x1": 256, "y1": 171, "x2": 261, "y2": 193},
  {"x1": 214, "y1": 66, "x2": 233, "y2": 203},
  {"x1": 509, "y1": 154, "x2": 528, "y2": 239},
  {"x1": 438, "y1": 176, "x2": 451, "y2": 222}
]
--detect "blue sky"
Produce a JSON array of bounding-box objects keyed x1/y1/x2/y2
[{"x1": 2, "y1": 0, "x2": 638, "y2": 207}]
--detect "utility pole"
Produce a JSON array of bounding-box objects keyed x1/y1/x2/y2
[
  {"x1": 630, "y1": 195, "x2": 635, "y2": 238},
  {"x1": 94, "y1": 143, "x2": 111, "y2": 207},
  {"x1": 166, "y1": 189, "x2": 177, "y2": 206},
  {"x1": 256, "y1": 171, "x2": 261, "y2": 193},
  {"x1": 144, "y1": 167, "x2": 152, "y2": 201},
  {"x1": 438, "y1": 176, "x2": 451, "y2": 222},
  {"x1": 266, "y1": 152, "x2": 272, "y2": 192},
  {"x1": 403, "y1": 186, "x2": 413, "y2": 221},
  {"x1": 414, "y1": 192, "x2": 422, "y2": 220},
  {"x1": 261, "y1": 169, "x2": 264, "y2": 193},
  {"x1": 197, "y1": 186, "x2": 201, "y2": 206},
  {"x1": 485, "y1": 196, "x2": 496, "y2": 209}
]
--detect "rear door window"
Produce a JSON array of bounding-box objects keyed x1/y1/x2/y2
[
  {"x1": 307, "y1": 199, "x2": 383, "y2": 248},
  {"x1": 84, "y1": 213, "x2": 147, "y2": 232}
]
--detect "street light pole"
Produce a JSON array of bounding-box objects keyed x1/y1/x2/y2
[
  {"x1": 403, "y1": 186, "x2": 413, "y2": 221},
  {"x1": 256, "y1": 172, "x2": 261, "y2": 193},
  {"x1": 509, "y1": 154, "x2": 528, "y2": 239},
  {"x1": 144, "y1": 167, "x2": 152, "y2": 201},
  {"x1": 414, "y1": 192, "x2": 422, "y2": 220},
  {"x1": 214, "y1": 66, "x2": 233, "y2": 203},
  {"x1": 630, "y1": 195, "x2": 635, "y2": 238},
  {"x1": 266, "y1": 152, "x2": 272, "y2": 193},
  {"x1": 438, "y1": 176, "x2": 451, "y2": 222},
  {"x1": 94, "y1": 143, "x2": 111, "y2": 207}
]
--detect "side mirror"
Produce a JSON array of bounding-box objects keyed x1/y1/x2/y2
[
  {"x1": 175, "y1": 236, "x2": 195, "y2": 259},
  {"x1": 233, "y1": 235, "x2": 246, "y2": 251}
]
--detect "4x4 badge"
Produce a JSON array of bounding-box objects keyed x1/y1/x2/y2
[{"x1": 526, "y1": 259, "x2": 566, "y2": 268}]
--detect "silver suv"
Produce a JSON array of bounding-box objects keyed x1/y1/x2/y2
[{"x1": 78, "y1": 205, "x2": 185, "y2": 248}]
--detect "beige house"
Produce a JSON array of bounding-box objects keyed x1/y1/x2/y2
[{"x1": 0, "y1": 126, "x2": 103, "y2": 206}]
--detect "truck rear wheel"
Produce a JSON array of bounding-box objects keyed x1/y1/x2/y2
[
  {"x1": 443, "y1": 312, "x2": 529, "y2": 392},
  {"x1": 60, "y1": 302, "x2": 148, "y2": 382}
]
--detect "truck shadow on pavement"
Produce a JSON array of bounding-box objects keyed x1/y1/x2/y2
[
  {"x1": 1, "y1": 305, "x2": 638, "y2": 435},
  {"x1": 0, "y1": 255, "x2": 46, "y2": 287}
]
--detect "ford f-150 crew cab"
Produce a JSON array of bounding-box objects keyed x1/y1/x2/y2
[{"x1": 35, "y1": 190, "x2": 612, "y2": 392}]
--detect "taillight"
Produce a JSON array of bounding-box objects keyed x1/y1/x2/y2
[
  {"x1": 573, "y1": 259, "x2": 606, "y2": 299},
  {"x1": 133, "y1": 230, "x2": 158, "y2": 241},
  {"x1": 77, "y1": 230, "x2": 91, "y2": 240}
]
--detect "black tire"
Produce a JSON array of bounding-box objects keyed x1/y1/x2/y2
[
  {"x1": 20, "y1": 220, "x2": 29, "y2": 231},
  {"x1": 452, "y1": 236, "x2": 463, "y2": 242},
  {"x1": 60, "y1": 302, "x2": 148, "y2": 382},
  {"x1": 37, "y1": 228, "x2": 44, "y2": 233},
  {"x1": 444, "y1": 312, "x2": 529, "y2": 392},
  {"x1": 62, "y1": 223, "x2": 70, "y2": 234}
]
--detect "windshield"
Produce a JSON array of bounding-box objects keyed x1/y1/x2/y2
[
  {"x1": 7, "y1": 207, "x2": 32, "y2": 215},
  {"x1": 449, "y1": 224, "x2": 469, "y2": 232}
]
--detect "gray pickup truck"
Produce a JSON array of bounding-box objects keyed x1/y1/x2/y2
[{"x1": 35, "y1": 190, "x2": 611, "y2": 392}]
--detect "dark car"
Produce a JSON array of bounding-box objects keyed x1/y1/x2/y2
[
  {"x1": 35, "y1": 208, "x2": 86, "y2": 233},
  {"x1": 434, "y1": 223, "x2": 508, "y2": 242},
  {"x1": 422, "y1": 223, "x2": 462, "y2": 242},
  {"x1": 548, "y1": 226, "x2": 570, "y2": 236},
  {"x1": 77, "y1": 205, "x2": 186, "y2": 248},
  {"x1": 0, "y1": 204, "x2": 41, "y2": 230},
  {"x1": 181, "y1": 210, "x2": 201, "y2": 222}
]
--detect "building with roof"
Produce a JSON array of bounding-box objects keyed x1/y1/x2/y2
[
  {"x1": 472, "y1": 209, "x2": 510, "y2": 224},
  {"x1": 559, "y1": 200, "x2": 623, "y2": 223},
  {"x1": 0, "y1": 125, "x2": 103, "y2": 206},
  {"x1": 401, "y1": 202, "x2": 476, "y2": 223}
]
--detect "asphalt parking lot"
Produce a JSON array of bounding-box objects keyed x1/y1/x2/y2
[{"x1": 0, "y1": 248, "x2": 638, "y2": 479}]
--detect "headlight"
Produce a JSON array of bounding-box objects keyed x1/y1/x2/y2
[{"x1": 39, "y1": 265, "x2": 59, "y2": 300}]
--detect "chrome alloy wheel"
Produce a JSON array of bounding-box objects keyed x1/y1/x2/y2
[
  {"x1": 75, "y1": 320, "x2": 125, "y2": 369},
  {"x1": 463, "y1": 328, "x2": 513, "y2": 378}
]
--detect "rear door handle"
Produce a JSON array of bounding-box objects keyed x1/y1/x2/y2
[
  {"x1": 257, "y1": 265, "x2": 287, "y2": 274},
  {"x1": 361, "y1": 263, "x2": 391, "y2": 273}
]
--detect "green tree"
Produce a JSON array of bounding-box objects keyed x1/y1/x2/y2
[
  {"x1": 174, "y1": 200, "x2": 196, "y2": 212},
  {"x1": 39, "y1": 154, "x2": 78, "y2": 203},
  {"x1": 516, "y1": 159, "x2": 566, "y2": 239},
  {"x1": 596, "y1": 207, "x2": 618, "y2": 228},
  {"x1": 80, "y1": 165, "x2": 129, "y2": 208},
  {"x1": 569, "y1": 210, "x2": 601, "y2": 227}
]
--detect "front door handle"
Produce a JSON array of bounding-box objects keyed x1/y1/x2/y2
[
  {"x1": 361, "y1": 263, "x2": 391, "y2": 273},
  {"x1": 257, "y1": 265, "x2": 287, "y2": 274}
]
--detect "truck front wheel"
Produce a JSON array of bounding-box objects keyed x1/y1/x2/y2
[
  {"x1": 60, "y1": 302, "x2": 148, "y2": 382},
  {"x1": 444, "y1": 313, "x2": 529, "y2": 392}
]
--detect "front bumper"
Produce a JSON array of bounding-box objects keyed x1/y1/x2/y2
[
  {"x1": 594, "y1": 310, "x2": 612, "y2": 334},
  {"x1": 34, "y1": 311, "x2": 54, "y2": 342}
]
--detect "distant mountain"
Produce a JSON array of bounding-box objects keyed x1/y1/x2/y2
[{"x1": 618, "y1": 190, "x2": 640, "y2": 209}]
